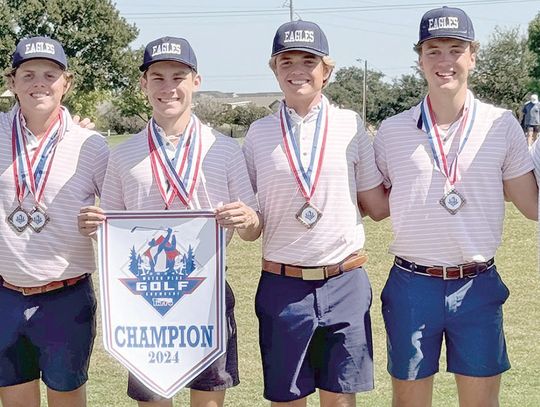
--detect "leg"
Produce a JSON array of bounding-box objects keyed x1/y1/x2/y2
[
  {"x1": 0, "y1": 380, "x2": 40, "y2": 407},
  {"x1": 391, "y1": 376, "x2": 434, "y2": 407},
  {"x1": 46, "y1": 384, "x2": 87, "y2": 407},
  {"x1": 319, "y1": 389, "x2": 355, "y2": 407},
  {"x1": 455, "y1": 374, "x2": 501, "y2": 407},
  {"x1": 255, "y1": 273, "x2": 318, "y2": 402},
  {"x1": 190, "y1": 389, "x2": 225, "y2": 407},
  {"x1": 270, "y1": 397, "x2": 307, "y2": 407}
]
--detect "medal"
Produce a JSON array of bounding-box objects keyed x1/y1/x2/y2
[
  {"x1": 295, "y1": 202, "x2": 322, "y2": 228},
  {"x1": 7, "y1": 206, "x2": 30, "y2": 233},
  {"x1": 148, "y1": 115, "x2": 202, "y2": 208},
  {"x1": 29, "y1": 206, "x2": 50, "y2": 232},
  {"x1": 439, "y1": 189, "x2": 466, "y2": 215},
  {"x1": 420, "y1": 90, "x2": 477, "y2": 215},
  {"x1": 10, "y1": 107, "x2": 66, "y2": 232},
  {"x1": 280, "y1": 97, "x2": 329, "y2": 228}
]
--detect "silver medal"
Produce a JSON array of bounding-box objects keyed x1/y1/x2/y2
[
  {"x1": 295, "y1": 202, "x2": 322, "y2": 228},
  {"x1": 29, "y1": 206, "x2": 50, "y2": 232},
  {"x1": 7, "y1": 206, "x2": 30, "y2": 233},
  {"x1": 440, "y1": 189, "x2": 466, "y2": 215}
]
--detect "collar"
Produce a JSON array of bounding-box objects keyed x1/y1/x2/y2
[{"x1": 281, "y1": 95, "x2": 326, "y2": 124}]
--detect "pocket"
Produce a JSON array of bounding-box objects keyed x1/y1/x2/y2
[{"x1": 490, "y1": 268, "x2": 510, "y2": 304}]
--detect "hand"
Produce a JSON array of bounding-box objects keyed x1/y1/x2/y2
[
  {"x1": 72, "y1": 115, "x2": 96, "y2": 130},
  {"x1": 78, "y1": 205, "x2": 106, "y2": 237},
  {"x1": 215, "y1": 201, "x2": 258, "y2": 230}
]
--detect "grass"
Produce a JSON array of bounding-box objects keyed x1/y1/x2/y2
[{"x1": 33, "y1": 134, "x2": 539, "y2": 406}]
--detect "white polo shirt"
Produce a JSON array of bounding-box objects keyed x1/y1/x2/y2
[
  {"x1": 100, "y1": 119, "x2": 258, "y2": 244},
  {"x1": 374, "y1": 97, "x2": 534, "y2": 266},
  {"x1": 0, "y1": 107, "x2": 109, "y2": 286},
  {"x1": 243, "y1": 98, "x2": 383, "y2": 266},
  {"x1": 530, "y1": 140, "x2": 540, "y2": 268}
]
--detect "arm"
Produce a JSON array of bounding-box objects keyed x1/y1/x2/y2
[
  {"x1": 503, "y1": 171, "x2": 538, "y2": 220},
  {"x1": 357, "y1": 183, "x2": 390, "y2": 221}
]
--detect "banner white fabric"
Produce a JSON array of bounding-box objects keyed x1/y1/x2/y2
[{"x1": 97, "y1": 210, "x2": 226, "y2": 398}]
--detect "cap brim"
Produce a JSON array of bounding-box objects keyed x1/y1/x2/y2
[
  {"x1": 418, "y1": 34, "x2": 474, "y2": 45},
  {"x1": 271, "y1": 47, "x2": 327, "y2": 57},
  {"x1": 139, "y1": 58, "x2": 197, "y2": 72},
  {"x1": 13, "y1": 56, "x2": 67, "y2": 70}
]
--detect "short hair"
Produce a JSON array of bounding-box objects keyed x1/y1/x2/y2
[
  {"x1": 268, "y1": 54, "x2": 336, "y2": 88},
  {"x1": 413, "y1": 40, "x2": 480, "y2": 55}
]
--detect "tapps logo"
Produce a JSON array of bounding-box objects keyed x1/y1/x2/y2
[{"x1": 120, "y1": 227, "x2": 204, "y2": 316}]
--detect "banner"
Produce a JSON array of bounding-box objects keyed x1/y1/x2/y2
[{"x1": 97, "y1": 210, "x2": 226, "y2": 398}]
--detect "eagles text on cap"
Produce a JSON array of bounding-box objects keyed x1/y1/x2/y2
[
  {"x1": 283, "y1": 30, "x2": 315, "y2": 44},
  {"x1": 151, "y1": 42, "x2": 182, "y2": 57}
]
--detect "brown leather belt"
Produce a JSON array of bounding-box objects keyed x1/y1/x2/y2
[
  {"x1": 0, "y1": 274, "x2": 90, "y2": 296},
  {"x1": 394, "y1": 257, "x2": 495, "y2": 280},
  {"x1": 262, "y1": 252, "x2": 368, "y2": 280}
]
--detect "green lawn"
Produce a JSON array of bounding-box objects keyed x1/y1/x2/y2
[{"x1": 36, "y1": 134, "x2": 540, "y2": 406}]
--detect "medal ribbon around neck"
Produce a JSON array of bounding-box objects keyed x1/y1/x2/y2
[
  {"x1": 11, "y1": 107, "x2": 66, "y2": 205},
  {"x1": 420, "y1": 90, "x2": 477, "y2": 186},
  {"x1": 280, "y1": 97, "x2": 329, "y2": 202},
  {"x1": 148, "y1": 115, "x2": 202, "y2": 208}
]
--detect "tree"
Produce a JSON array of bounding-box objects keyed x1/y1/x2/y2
[
  {"x1": 220, "y1": 104, "x2": 271, "y2": 127},
  {"x1": 470, "y1": 26, "x2": 536, "y2": 113},
  {"x1": 528, "y1": 12, "x2": 540, "y2": 93},
  {"x1": 0, "y1": 0, "x2": 138, "y2": 91},
  {"x1": 112, "y1": 47, "x2": 152, "y2": 123},
  {"x1": 193, "y1": 95, "x2": 230, "y2": 127},
  {"x1": 325, "y1": 67, "x2": 405, "y2": 126},
  {"x1": 388, "y1": 74, "x2": 427, "y2": 116}
]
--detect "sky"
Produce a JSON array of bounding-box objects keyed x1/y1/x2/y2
[{"x1": 114, "y1": 0, "x2": 540, "y2": 93}]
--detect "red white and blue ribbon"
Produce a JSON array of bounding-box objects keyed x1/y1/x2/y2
[
  {"x1": 11, "y1": 107, "x2": 66, "y2": 205},
  {"x1": 420, "y1": 90, "x2": 477, "y2": 186},
  {"x1": 148, "y1": 115, "x2": 202, "y2": 208},
  {"x1": 280, "y1": 97, "x2": 329, "y2": 201}
]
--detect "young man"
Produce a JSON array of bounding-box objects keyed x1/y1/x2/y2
[
  {"x1": 242, "y1": 20, "x2": 388, "y2": 407},
  {"x1": 522, "y1": 94, "x2": 540, "y2": 146},
  {"x1": 78, "y1": 36, "x2": 261, "y2": 407},
  {"x1": 0, "y1": 37, "x2": 109, "y2": 407},
  {"x1": 374, "y1": 6, "x2": 538, "y2": 406}
]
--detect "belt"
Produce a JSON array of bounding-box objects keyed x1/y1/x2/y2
[
  {"x1": 394, "y1": 257, "x2": 495, "y2": 280},
  {"x1": 0, "y1": 274, "x2": 90, "y2": 296},
  {"x1": 262, "y1": 252, "x2": 368, "y2": 281}
]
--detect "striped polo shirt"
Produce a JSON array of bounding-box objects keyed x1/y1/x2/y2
[
  {"x1": 0, "y1": 107, "x2": 109, "y2": 286},
  {"x1": 374, "y1": 97, "x2": 534, "y2": 266},
  {"x1": 100, "y1": 120, "x2": 258, "y2": 244},
  {"x1": 243, "y1": 99, "x2": 383, "y2": 266}
]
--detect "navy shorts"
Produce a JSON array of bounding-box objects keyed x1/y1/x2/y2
[
  {"x1": 127, "y1": 281, "x2": 239, "y2": 401},
  {"x1": 255, "y1": 267, "x2": 374, "y2": 402},
  {"x1": 0, "y1": 276, "x2": 96, "y2": 391},
  {"x1": 381, "y1": 264, "x2": 511, "y2": 380}
]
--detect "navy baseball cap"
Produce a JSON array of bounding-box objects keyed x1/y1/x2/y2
[
  {"x1": 12, "y1": 36, "x2": 67, "y2": 70},
  {"x1": 418, "y1": 6, "x2": 475, "y2": 45},
  {"x1": 139, "y1": 36, "x2": 197, "y2": 72},
  {"x1": 271, "y1": 20, "x2": 329, "y2": 57}
]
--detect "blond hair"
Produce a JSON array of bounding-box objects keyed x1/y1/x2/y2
[{"x1": 268, "y1": 54, "x2": 335, "y2": 87}]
